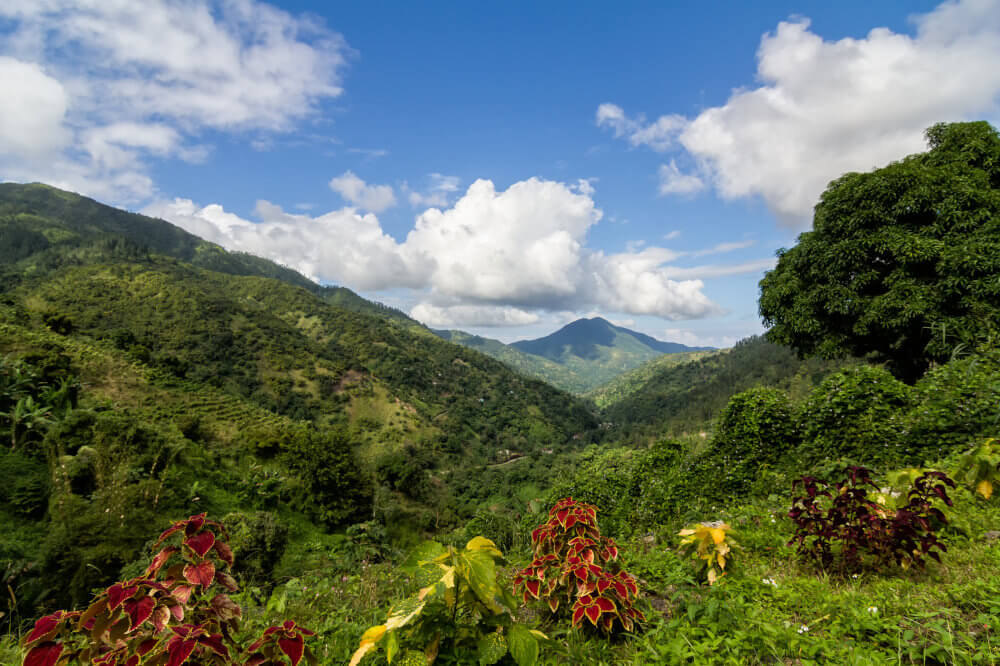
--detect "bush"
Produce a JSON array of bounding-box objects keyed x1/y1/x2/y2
[
  {"x1": 710, "y1": 387, "x2": 799, "y2": 491},
  {"x1": 798, "y1": 367, "x2": 913, "y2": 466},
  {"x1": 21, "y1": 514, "x2": 316, "y2": 666},
  {"x1": 788, "y1": 466, "x2": 955, "y2": 574},
  {"x1": 906, "y1": 348, "x2": 1000, "y2": 459},
  {"x1": 513, "y1": 498, "x2": 644, "y2": 634}
]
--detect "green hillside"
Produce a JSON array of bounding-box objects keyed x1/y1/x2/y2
[
  {"x1": 436, "y1": 317, "x2": 713, "y2": 394},
  {"x1": 603, "y1": 335, "x2": 849, "y2": 440},
  {"x1": 0, "y1": 184, "x2": 602, "y2": 628},
  {"x1": 584, "y1": 347, "x2": 718, "y2": 408}
]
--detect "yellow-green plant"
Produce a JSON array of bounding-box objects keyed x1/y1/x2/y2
[
  {"x1": 953, "y1": 438, "x2": 1000, "y2": 500},
  {"x1": 677, "y1": 522, "x2": 739, "y2": 585},
  {"x1": 350, "y1": 537, "x2": 545, "y2": 666}
]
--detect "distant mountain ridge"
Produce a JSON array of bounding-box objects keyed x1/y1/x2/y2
[
  {"x1": 512, "y1": 317, "x2": 712, "y2": 360},
  {"x1": 434, "y1": 317, "x2": 713, "y2": 394}
]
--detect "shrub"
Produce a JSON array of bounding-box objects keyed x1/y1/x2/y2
[
  {"x1": 350, "y1": 537, "x2": 544, "y2": 666},
  {"x1": 21, "y1": 513, "x2": 316, "y2": 666},
  {"x1": 513, "y1": 498, "x2": 644, "y2": 634},
  {"x1": 798, "y1": 367, "x2": 913, "y2": 465},
  {"x1": 952, "y1": 438, "x2": 1000, "y2": 500},
  {"x1": 708, "y1": 387, "x2": 800, "y2": 495},
  {"x1": 788, "y1": 466, "x2": 955, "y2": 574},
  {"x1": 677, "y1": 522, "x2": 740, "y2": 585},
  {"x1": 907, "y1": 349, "x2": 1000, "y2": 458}
]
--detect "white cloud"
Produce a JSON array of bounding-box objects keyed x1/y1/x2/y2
[
  {"x1": 145, "y1": 176, "x2": 731, "y2": 324},
  {"x1": 0, "y1": 57, "x2": 71, "y2": 159},
  {"x1": 658, "y1": 160, "x2": 704, "y2": 195},
  {"x1": 691, "y1": 240, "x2": 756, "y2": 257},
  {"x1": 596, "y1": 102, "x2": 687, "y2": 151},
  {"x1": 411, "y1": 304, "x2": 540, "y2": 328},
  {"x1": 663, "y1": 230, "x2": 681, "y2": 240},
  {"x1": 601, "y1": 0, "x2": 1000, "y2": 224},
  {"x1": 0, "y1": 0, "x2": 349, "y2": 201},
  {"x1": 329, "y1": 171, "x2": 397, "y2": 213},
  {"x1": 407, "y1": 173, "x2": 461, "y2": 208}
]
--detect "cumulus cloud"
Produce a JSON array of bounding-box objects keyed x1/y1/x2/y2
[
  {"x1": 406, "y1": 173, "x2": 461, "y2": 208},
  {"x1": 0, "y1": 0, "x2": 348, "y2": 201},
  {"x1": 411, "y1": 304, "x2": 540, "y2": 328},
  {"x1": 145, "y1": 176, "x2": 732, "y2": 324},
  {"x1": 658, "y1": 161, "x2": 704, "y2": 195},
  {"x1": 600, "y1": 0, "x2": 1000, "y2": 224},
  {"x1": 0, "y1": 57, "x2": 71, "y2": 159},
  {"x1": 596, "y1": 103, "x2": 686, "y2": 151},
  {"x1": 329, "y1": 171, "x2": 397, "y2": 212}
]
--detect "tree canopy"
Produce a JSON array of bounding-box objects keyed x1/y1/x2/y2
[{"x1": 759, "y1": 121, "x2": 1000, "y2": 383}]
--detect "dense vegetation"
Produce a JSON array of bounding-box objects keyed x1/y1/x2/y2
[
  {"x1": 4, "y1": 121, "x2": 1000, "y2": 664},
  {"x1": 760, "y1": 121, "x2": 1000, "y2": 383},
  {"x1": 436, "y1": 317, "x2": 711, "y2": 394}
]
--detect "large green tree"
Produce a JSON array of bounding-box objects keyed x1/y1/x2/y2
[{"x1": 759, "y1": 121, "x2": 1000, "y2": 383}]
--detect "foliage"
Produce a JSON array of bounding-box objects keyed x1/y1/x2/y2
[
  {"x1": 788, "y1": 466, "x2": 955, "y2": 574},
  {"x1": 20, "y1": 513, "x2": 316, "y2": 666},
  {"x1": 604, "y1": 335, "x2": 845, "y2": 442},
  {"x1": 513, "y1": 498, "x2": 644, "y2": 634},
  {"x1": 952, "y1": 439, "x2": 1000, "y2": 500},
  {"x1": 677, "y1": 522, "x2": 739, "y2": 585},
  {"x1": 760, "y1": 121, "x2": 1000, "y2": 383},
  {"x1": 350, "y1": 537, "x2": 544, "y2": 666},
  {"x1": 797, "y1": 366, "x2": 912, "y2": 465},
  {"x1": 710, "y1": 387, "x2": 799, "y2": 488}
]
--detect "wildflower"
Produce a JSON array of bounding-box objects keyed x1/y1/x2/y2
[
  {"x1": 867, "y1": 606, "x2": 878, "y2": 614},
  {"x1": 798, "y1": 624, "x2": 809, "y2": 634},
  {"x1": 851, "y1": 573, "x2": 859, "y2": 579},
  {"x1": 762, "y1": 577, "x2": 777, "y2": 586}
]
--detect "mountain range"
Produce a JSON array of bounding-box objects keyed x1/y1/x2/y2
[{"x1": 434, "y1": 317, "x2": 712, "y2": 394}]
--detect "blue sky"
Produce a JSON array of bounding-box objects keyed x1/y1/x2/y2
[{"x1": 2, "y1": 0, "x2": 998, "y2": 346}]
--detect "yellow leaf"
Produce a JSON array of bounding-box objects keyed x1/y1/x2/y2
[
  {"x1": 710, "y1": 528, "x2": 727, "y2": 545},
  {"x1": 349, "y1": 642, "x2": 376, "y2": 666},
  {"x1": 707, "y1": 567, "x2": 717, "y2": 585},
  {"x1": 465, "y1": 536, "x2": 502, "y2": 556},
  {"x1": 529, "y1": 630, "x2": 548, "y2": 640},
  {"x1": 359, "y1": 625, "x2": 386, "y2": 646},
  {"x1": 678, "y1": 528, "x2": 695, "y2": 536},
  {"x1": 977, "y1": 479, "x2": 993, "y2": 500},
  {"x1": 717, "y1": 552, "x2": 726, "y2": 569}
]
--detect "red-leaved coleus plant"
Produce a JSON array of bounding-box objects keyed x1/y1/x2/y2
[
  {"x1": 513, "y1": 498, "x2": 644, "y2": 634},
  {"x1": 21, "y1": 514, "x2": 316, "y2": 666}
]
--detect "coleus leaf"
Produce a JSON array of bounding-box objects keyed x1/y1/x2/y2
[
  {"x1": 147, "y1": 546, "x2": 179, "y2": 577},
  {"x1": 213, "y1": 540, "x2": 234, "y2": 567},
  {"x1": 124, "y1": 596, "x2": 156, "y2": 631},
  {"x1": 25, "y1": 613, "x2": 63, "y2": 644},
  {"x1": 24, "y1": 642, "x2": 63, "y2": 666},
  {"x1": 184, "y1": 531, "x2": 215, "y2": 558},
  {"x1": 584, "y1": 604, "x2": 602, "y2": 625},
  {"x1": 107, "y1": 581, "x2": 142, "y2": 611},
  {"x1": 278, "y1": 635, "x2": 305, "y2": 666},
  {"x1": 183, "y1": 561, "x2": 216, "y2": 588},
  {"x1": 166, "y1": 636, "x2": 197, "y2": 666}
]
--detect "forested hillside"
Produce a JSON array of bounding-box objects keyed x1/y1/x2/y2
[
  {"x1": 601, "y1": 335, "x2": 847, "y2": 441},
  {"x1": 0, "y1": 184, "x2": 599, "y2": 637},
  {"x1": 437, "y1": 317, "x2": 713, "y2": 394}
]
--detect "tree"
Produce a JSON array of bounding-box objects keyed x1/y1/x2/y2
[{"x1": 759, "y1": 121, "x2": 1000, "y2": 383}]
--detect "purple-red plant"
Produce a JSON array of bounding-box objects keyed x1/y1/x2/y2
[
  {"x1": 789, "y1": 466, "x2": 955, "y2": 574},
  {"x1": 513, "y1": 498, "x2": 644, "y2": 634},
  {"x1": 21, "y1": 514, "x2": 316, "y2": 666}
]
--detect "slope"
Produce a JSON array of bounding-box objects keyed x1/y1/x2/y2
[{"x1": 603, "y1": 335, "x2": 850, "y2": 441}]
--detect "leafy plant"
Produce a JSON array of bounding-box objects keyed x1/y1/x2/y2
[
  {"x1": 350, "y1": 536, "x2": 544, "y2": 666},
  {"x1": 677, "y1": 522, "x2": 739, "y2": 585},
  {"x1": 513, "y1": 498, "x2": 644, "y2": 634},
  {"x1": 788, "y1": 466, "x2": 955, "y2": 574},
  {"x1": 952, "y1": 438, "x2": 1000, "y2": 500},
  {"x1": 20, "y1": 514, "x2": 316, "y2": 666}
]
